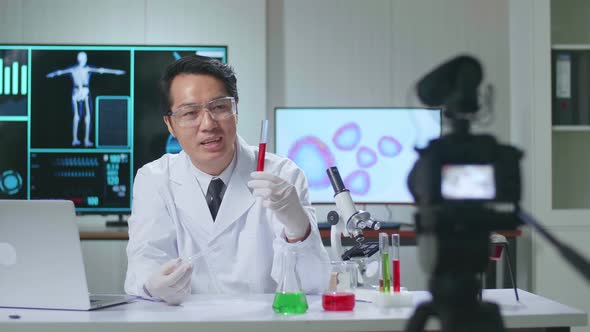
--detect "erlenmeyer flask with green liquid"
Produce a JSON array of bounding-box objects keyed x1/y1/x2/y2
[{"x1": 272, "y1": 248, "x2": 308, "y2": 314}]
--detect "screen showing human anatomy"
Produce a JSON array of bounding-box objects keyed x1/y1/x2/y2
[{"x1": 0, "y1": 45, "x2": 227, "y2": 213}]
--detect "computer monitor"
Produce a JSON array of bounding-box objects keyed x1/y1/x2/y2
[
  {"x1": 274, "y1": 107, "x2": 442, "y2": 204},
  {"x1": 0, "y1": 45, "x2": 227, "y2": 213}
]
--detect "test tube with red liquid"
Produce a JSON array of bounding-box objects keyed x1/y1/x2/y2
[
  {"x1": 257, "y1": 119, "x2": 268, "y2": 171},
  {"x1": 391, "y1": 233, "x2": 401, "y2": 292}
]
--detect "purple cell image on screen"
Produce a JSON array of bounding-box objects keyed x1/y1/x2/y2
[
  {"x1": 275, "y1": 107, "x2": 442, "y2": 203},
  {"x1": 356, "y1": 146, "x2": 377, "y2": 168},
  {"x1": 288, "y1": 136, "x2": 335, "y2": 188},
  {"x1": 344, "y1": 170, "x2": 370, "y2": 196},
  {"x1": 333, "y1": 122, "x2": 361, "y2": 151},
  {"x1": 378, "y1": 136, "x2": 402, "y2": 157}
]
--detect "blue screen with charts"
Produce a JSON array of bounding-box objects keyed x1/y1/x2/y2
[
  {"x1": 274, "y1": 107, "x2": 442, "y2": 204},
  {"x1": 0, "y1": 45, "x2": 227, "y2": 213}
]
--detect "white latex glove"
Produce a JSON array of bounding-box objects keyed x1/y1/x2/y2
[
  {"x1": 144, "y1": 258, "x2": 193, "y2": 305},
  {"x1": 248, "y1": 171, "x2": 310, "y2": 240}
]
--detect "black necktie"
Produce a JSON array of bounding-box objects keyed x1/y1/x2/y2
[{"x1": 206, "y1": 178, "x2": 224, "y2": 221}]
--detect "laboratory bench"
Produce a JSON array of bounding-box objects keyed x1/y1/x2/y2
[
  {"x1": 0, "y1": 289, "x2": 585, "y2": 332},
  {"x1": 78, "y1": 224, "x2": 521, "y2": 291},
  {"x1": 79, "y1": 223, "x2": 522, "y2": 242}
]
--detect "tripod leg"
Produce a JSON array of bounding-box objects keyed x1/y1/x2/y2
[
  {"x1": 503, "y1": 243, "x2": 519, "y2": 301},
  {"x1": 405, "y1": 301, "x2": 435, "y2": 332}
]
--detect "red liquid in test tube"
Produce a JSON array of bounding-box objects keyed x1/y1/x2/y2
[
  {"x1": 393, "y1": 259, "x2": 400, "y2": 292},
  {"x1": 257, "y1": 120, "x2": 268, "y2": 171},
  {"x1": 392, "y1": 234, "x2": 401, "y2": 292}
]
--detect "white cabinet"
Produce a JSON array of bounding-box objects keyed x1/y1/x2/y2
[
  {"x1": 510, "y1": 2, "x2": 590, "y2": 331},
  {"x1": 550, "y1": 44, "x2": 590, "y2": 209}
]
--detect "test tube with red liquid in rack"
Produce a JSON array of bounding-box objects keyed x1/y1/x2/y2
[
  {"x1": 391, "y1": 233, "x2": 401, "y2": 292},
  {"x1": 257, "y1": 120, "x2": 268, "y2": 171}
]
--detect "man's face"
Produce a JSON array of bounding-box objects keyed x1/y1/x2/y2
[{"x1": 164, "y1": 74, "x2": 237, "y2": 175}]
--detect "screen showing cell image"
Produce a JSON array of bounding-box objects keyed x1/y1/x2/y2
[
  {"x1": 0, "y1": 45, "x2": 227, "y2": 213},
  {"x1": 274, "y1": 107, "x2": 442, "y2": 204}
]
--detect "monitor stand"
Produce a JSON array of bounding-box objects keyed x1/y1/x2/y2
[{"x1": 106, "y1": 214, "x2": 128, "y2": 228}]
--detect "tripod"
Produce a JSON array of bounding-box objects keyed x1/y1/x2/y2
[{"x1": 405, "y1": 273, "x2": 505, "y2": 332}]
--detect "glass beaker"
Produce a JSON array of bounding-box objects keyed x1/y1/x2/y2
[
  {"x1": 322, "y1": 260, "x2": 358, "y2": 311},
  {"x1": 272, "y1": 248, "x2": 308, "y2": 314}
]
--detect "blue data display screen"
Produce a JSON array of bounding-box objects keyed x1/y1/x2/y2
[{"x1": 0, "y1": 45, "x2": 227, "y2": 213}]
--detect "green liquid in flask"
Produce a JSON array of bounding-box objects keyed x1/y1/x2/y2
[{"x1": 272, "y1": 292, "x2": 308, "y2": 314}]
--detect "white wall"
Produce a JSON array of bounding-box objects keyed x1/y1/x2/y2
[
  {"x1": 268, "y1": 0, "x2": 512, "y2": 291},
  {"x1": 267, "y1": 0, "x2": 510, "y2": 144}
]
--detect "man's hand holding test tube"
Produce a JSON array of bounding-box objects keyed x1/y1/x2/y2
[
  {"x1": 248, "y1": 119, "x2": 311, "y2": 242},
  {"x1": 144, "y1": 258, "x2": 192, "y2": 305},
  {"x1": 143, "y1": 245, "x2": 220, "y2": 305}
]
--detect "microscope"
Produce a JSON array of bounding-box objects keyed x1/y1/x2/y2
[{"x1": 326, "y1": 166, "x2": 381, "y2": 262}]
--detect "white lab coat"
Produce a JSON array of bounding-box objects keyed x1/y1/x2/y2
[{"x1": 125, "y1": 135, "x2": 330, "y2": 296}]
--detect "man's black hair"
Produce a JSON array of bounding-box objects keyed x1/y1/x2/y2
[{"x1": 159, "y1": 55, "x2": 238, "y2": 115}]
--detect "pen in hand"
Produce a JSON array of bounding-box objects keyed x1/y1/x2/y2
[{"x1": 184, "y1": 244, "x2": 221, "y2": 265}]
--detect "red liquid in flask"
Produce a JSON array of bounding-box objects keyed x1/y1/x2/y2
[{"x1": 322, "y1": 292, "x2": 355, "y2": 311}]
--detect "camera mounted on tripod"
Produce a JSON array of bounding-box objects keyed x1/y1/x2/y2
[
  {"x1": 408, "y1": 55, "x2": 523, "y2": 277},
  {"x1": 405, "y1": 55, "x2": 524, "y2": 332}
]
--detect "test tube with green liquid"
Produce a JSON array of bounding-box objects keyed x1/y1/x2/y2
[{"x1": 379, "y1": 233, "x2": 391, "y2": 293}]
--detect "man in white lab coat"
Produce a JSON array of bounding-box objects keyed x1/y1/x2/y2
[{"x1": 124, "y1": 55, "x2": 330, "y2": 305}]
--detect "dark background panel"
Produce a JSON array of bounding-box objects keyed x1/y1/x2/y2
[
  {"x1": 133, "y1": 50, "x2": 224, "y2": 174},
  {"x1": 30, "y1": 50, "x2": 131, "y2": 148},
  {"x1": 0, "y1": 49, "x2": 28, "y2": 116},
  {"x1": 0, "y1": 121, "x2": 27, "y2": 199}
]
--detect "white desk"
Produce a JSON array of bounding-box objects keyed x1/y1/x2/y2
[{"x1": 0, "y1": 289, "x2": 586, "y2": 332}]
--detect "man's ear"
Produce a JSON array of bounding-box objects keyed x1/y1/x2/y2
[{"x1": 163, "y1": 116, "x2": 175, "y2": 138}]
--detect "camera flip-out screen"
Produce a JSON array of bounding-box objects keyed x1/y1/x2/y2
[{"x1": 441, "y1": 164, "x2": 496, "y2": 200}]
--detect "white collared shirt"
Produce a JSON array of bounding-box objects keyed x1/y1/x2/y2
[{"x1": 189, "y1": 152, "x2": 237, "y2": 201}]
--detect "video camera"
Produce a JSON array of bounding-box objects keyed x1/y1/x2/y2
[
  {"x1": 407, "y1": 55, "x2": 522, "y2": 278},
  {"x1": 404, "y1": 55, "x2": 523, "y2": 332},
  {"x1": 404, "y1": 55, "x2": 589, "y2": 332}
]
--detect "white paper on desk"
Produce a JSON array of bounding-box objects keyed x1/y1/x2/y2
[{"x1": 354, "y1": 288, "x2": 376, "y2": 302}]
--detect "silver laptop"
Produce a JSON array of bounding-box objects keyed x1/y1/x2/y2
[{"x1": 0, "y1": 200, "x2": 132, "y2": 310}]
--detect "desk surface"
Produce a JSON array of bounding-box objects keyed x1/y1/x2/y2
[{"x1": 0, "y1": 289, "x2": 585, "y2": 332}]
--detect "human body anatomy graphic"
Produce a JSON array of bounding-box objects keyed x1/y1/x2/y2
[{"x1": 46, "y1": 51, "x2": 126, "y2": 147}]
